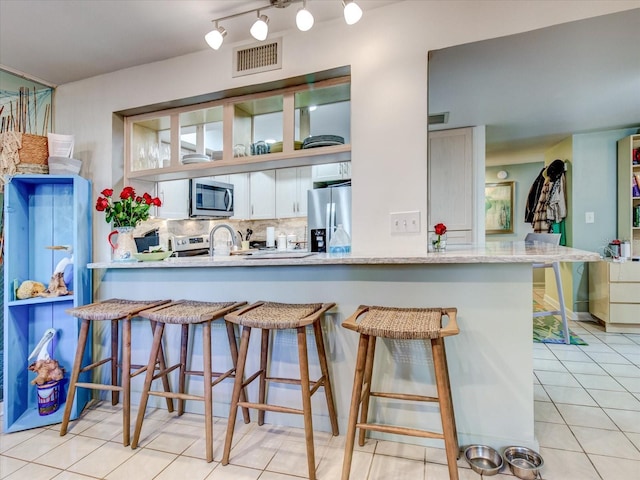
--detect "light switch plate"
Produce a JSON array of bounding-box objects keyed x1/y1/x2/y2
[
  {"x1": 585, "y1": 212, "x2": 595, "y2": 224},
  {"x1": 390, "y1": 211, "x2": 421, "y2": 234}
]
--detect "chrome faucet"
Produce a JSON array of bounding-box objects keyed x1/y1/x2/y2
[{"x1": 208, "y1": 223, "x2": 239, "y2": 256}]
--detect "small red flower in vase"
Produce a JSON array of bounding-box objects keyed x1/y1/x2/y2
[{"x1": 432, "y1": 223, "x2": 448, "y2": 251}]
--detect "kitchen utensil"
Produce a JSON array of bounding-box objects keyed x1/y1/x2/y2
[
  {"x1": 464, "y1": 445, "x2": 504, "y2": 476},
  {"x1": 246, "y1": 228, "x2": 253, "y2": 241},
  {"x1": 503, "y1": 446, "x2": 544, "y2": 479},
  {"x1": 237, "y1": 230, "x2": 244, "y2": 241}
]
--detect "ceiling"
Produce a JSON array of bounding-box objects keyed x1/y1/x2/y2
[
  {"x1": 0, "y1": 0, "x2": 398, "y2": 86},
  {"x1": 1, "y1": 2, "x2": 638, "y2": 157},
  {"x1": 428, "y1": 8, "x2": 640, "y2": 157}
]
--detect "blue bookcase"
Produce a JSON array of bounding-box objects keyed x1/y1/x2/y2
[{"x1": 3, "y1": 174, "x2": 92, "y2": 432}]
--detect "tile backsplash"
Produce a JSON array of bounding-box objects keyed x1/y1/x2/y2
[{"x1": 134, "y1": 217, "x2": 309, "y2": 250}]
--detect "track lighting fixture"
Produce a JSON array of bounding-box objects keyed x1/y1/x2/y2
[
  {"x1": 205, "y1": 21, "x2": 227, "y2": 50},
  {"x1": 250, "y1": 13, "x2": 270, "y2": 41},
  {"x1": 342, "y1": 0, "x2": 362, "y2": 25},
  {"x1": 296, "y1": 1, "x2": 314, "y2": 32},
  {"x1": 205, "y1": 0, "x2": 362, "y2": 50}
]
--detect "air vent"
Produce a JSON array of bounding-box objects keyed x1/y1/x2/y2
[
  {"x1": 233, "y1": 38, "x2": 282, "y2": 77},
  {"x1": 428, "y1": 112, "x2": 449, "y2": 125}
]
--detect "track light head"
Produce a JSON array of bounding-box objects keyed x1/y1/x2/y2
[
  {"x1": 343, "y1": 0, "x2": 362, "y2": 25},
  {"x1": 205, "y1": 22, "x2": 227, "y2": 50},
  {"x1": 296, "y1": 2, "x2": 314, "y2": 32},
  {"x1": 250, "y1": 14, "x2": 270, "y2": 41}
]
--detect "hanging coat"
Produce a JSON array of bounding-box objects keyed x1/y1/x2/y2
[
  {"x1": 532, "y1": 178, "x2": 551, "y2": 233},
  {"x1": 525, "y1": 168, "x2": 546, "y2": 223}
]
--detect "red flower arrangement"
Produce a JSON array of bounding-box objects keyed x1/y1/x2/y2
[
  {"x1": 95, "y1": 186, "x2": 161, "y2": 228},
  {"x1": 434, "y1": 223, "x2": 447, "y2": 236}
]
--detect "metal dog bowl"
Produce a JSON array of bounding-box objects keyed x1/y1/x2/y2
[
  {"x1": 503, "y1": 446, "x2": 544, "y2": 479},
  {"x1": 464, "y1": 445, "x2": 504, "y2": 476}
]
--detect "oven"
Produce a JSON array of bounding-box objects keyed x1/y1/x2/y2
[{"x1": 169, "y1": 234, "x2": 210, "y2": 257}]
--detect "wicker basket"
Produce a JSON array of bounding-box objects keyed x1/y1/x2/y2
[{"x1": 19, "y1": 134, "x2": 49, "y2": 165}]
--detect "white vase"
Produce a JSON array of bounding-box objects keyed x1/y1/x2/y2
[{"x1": 108, "y1": 226, "x2": 137, "y2": 262}]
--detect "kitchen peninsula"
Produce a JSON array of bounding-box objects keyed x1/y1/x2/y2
[{"x1": 89, "y1": 242, "x2": 599, "y2": 451}]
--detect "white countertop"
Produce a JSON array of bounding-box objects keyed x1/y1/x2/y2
[{"x1": 88, "y1": 241, "x2": 601, "y2": 269}]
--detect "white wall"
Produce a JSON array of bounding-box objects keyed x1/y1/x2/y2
[{"x1": 53, "y1": 0, "x2": 638, "y2": 261}]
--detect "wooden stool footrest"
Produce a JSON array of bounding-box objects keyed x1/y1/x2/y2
[
  {"x1": 210, "y1": 368, "x2": 236, "y2": 387},
  {"x1": 80, "y1": 357, "x2": 112, "y2": 373},
  {"x1": 74, "y1": 382, "x2": 122, "y2": 392},
  {"x1": 149, "y1": 391, "x2": 203, "y2": 402},
  {"x1": 238, "y1": 401, "x2": 303, "y2": 416},
  {"x1": 357, "y1": 422, "x2": 444, "y2": 440},
  {"x1": 370, "y1": 391, "x2": 439, "y2": 403}
]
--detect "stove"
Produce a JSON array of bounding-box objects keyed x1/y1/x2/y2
[{"x1": 169, "y1": 234, "x2": 210, "y2": 257}]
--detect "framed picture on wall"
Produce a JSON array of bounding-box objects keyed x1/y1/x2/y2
[{"x1": 485, "y1": 181, "x2": 514, "y2": 234}]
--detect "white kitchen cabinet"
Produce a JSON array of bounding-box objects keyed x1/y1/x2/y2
[
  {"x1": 276, "y1": 166, "x2": 312, "y2": 218},
  {"x1": 311, "y1": 162, "x2": 351, "y2": 183},
  {"x1": 428, "y1": 127, "x2": 473, "y2": 242},
  {"x1": 156, "y1": 179, "x2": 189, "y2": 219},
  {"x1": 589, "y1": 260, "x2": 640, "y2": 332},
  {"x1": 249, "y1": 170, "x2": 276, "y2": 219}
]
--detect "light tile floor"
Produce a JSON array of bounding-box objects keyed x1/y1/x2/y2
[{"x1": 1, "y1": 294, "x2": 639, "y2": 479}]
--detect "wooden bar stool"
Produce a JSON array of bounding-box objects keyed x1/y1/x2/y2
[
  {"x1": 60, "y1": 298, "x2": 173, "y2": 446},
  {"x1": 131, "y1": 300, "x2": 250, "y2": 463},
  {"x1": 341, "y1": 306, "x2": 460, "y2": 480},
  {"x1": 221, "y1": 301, "x2": 339, "y2": 480}
]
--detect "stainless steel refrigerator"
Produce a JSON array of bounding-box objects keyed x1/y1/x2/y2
[{"x1": 307, "y1": 185, "x2": 352, "y2": 252}]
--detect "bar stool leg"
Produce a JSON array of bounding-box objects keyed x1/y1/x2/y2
[
  {"x1": 312, "y1": 321, "x2": 339, "y2": 435},
  {"x1": 257, "y1": 329, "x2": 269, "y2": 426},
  {"x1": 297, "y1": 326, "x2": 317, "y2": 480},
  {"x1": 203, "y1": 321, "x2": 214, "y2": 463},
  {"x1": 432, "y1": 336, "x2": 460, "y2": 480},
  {"x1": 132, "y1": 322, "x2": 165, "y2": 449},
  {"x1": 60, "y1": 318, "x2": 90, "y2": 437},
  {"x1": 111, "y1": 319, "x2": 119, "y2": 405},
  {"x1": 358, "y1": 335, "x2": 377, "y2": 446},
  {"x1": 149, "y1": 320, "x2": 174, "y2": 412},
  {"x1": 341, "y1": 333, "x2": 370, "y2": 480},
  {"x1": 178, "y1": 324, "x2": 189, "y2": 416},
  {"x1": 224, "y1": 321, "x2": 251, "y2": 424},
  {"x1": 222, "y1": 325, "x2": 251, "y2": 466},
  {"x1": 122, "y1": 318, "x2": 132, "y2": 446}
]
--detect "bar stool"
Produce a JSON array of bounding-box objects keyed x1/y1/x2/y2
[
  {"x1": 60, "y1": 298, "x2": 173, "y2": 446},
  {"x1": 222, "y1": 301, "x2": 339, "y2": 480},
  {"x1": 341, "y1": 306, "x2": 460, "y2": 480},
  {"x1": 131, "y1": 300, "x2": 250, "y2": 463}
]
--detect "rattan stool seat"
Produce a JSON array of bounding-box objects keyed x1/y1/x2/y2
[
  {"x1": 346, "y1": 306, "x2": 450, "y2": 340},
  {"x1": 132, "y1": 299, "x2": 248, "y2": 463},
  {"x1": 60, "y1": 298, "x2": 172, "y2": 447},
  {"x1": 222, "y1": 301, "x2": 339, "y2": 480},
  {"x1": 140, "y1": 300, "x2": 239, "y2": 324},
  {"x1": 65, "y1": 298, "x2": 170, "y2": 321},
  {"x1": 341, "y1": 305, "x2": 460, "y2": 480},
  {"x1": 225, "y1": 301, "x2": 323, "y2": 329}
]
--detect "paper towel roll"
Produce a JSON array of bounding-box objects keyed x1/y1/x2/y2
[
  {"x1": 266, "y1": 227, "x2": 275, "y2": 247},
  {"x1": 621, "y1": 241, "x2": 631, "y2": 258}
]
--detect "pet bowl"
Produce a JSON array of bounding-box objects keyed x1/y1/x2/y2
[
  {"x1": 503, "y1": 446, "x2": 544, "y2": 480},
  {"x1": 464, "y1": 445, "x2": 504, "y2": 476}
]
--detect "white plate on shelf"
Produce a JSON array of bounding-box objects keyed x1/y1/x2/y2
[{"x1": 181, "y1": 154, "x2": 211, "y2": 164}]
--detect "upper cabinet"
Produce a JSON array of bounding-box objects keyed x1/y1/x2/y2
[{"x1": 124, "y1": 77, "x2": 351, "y2": 183}]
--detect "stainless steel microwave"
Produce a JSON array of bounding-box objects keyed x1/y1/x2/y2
[{"x1": 189, "y1": 179, "x2": 234, "y2": 218}]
